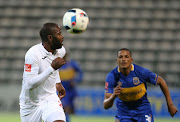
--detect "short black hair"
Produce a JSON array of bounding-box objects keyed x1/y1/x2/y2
[
  {"x1": 39, "y1": 23, "x2": 58, "y2": 42},
  {"x1": 118, "y1": 48, "x2": 132, "y2": 57}
]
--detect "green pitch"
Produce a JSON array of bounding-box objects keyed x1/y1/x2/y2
[{"x1": 0, "y1": 113, "x2": 179, "y2": 122}]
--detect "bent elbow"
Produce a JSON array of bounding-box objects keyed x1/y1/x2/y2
[
  {"x1": 26, "y1": 80, "x2": 36, "y2": 90},
  {"x1": 104, "y1": 106, "x2": 109, "y2": 109},
  {"x1": 26, "y1": 83, "x2": 33, "y2": 90},
  {"x1": 103, "y1": 103, "x2": 111, "y2": 109}
]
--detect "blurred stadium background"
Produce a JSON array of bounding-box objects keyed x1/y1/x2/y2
[{"x1": 0, "y1": 0, "x2": 179, "y2": 121}]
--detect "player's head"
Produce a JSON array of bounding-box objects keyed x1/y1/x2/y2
[
  {"x1": 117, "y1": 48, "x2": 133, "y2": 69},
  {"x1": 40, "y1": 23, "x2": 64, "y2": 49}
]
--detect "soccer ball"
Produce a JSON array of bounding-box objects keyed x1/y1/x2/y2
[{"x1": 63, "y1": 8, "x2": 89, "y2": 34}]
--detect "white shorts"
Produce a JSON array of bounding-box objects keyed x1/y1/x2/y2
[{"x1": 21, "y1": 100, "x2": 66, "y2": 122}]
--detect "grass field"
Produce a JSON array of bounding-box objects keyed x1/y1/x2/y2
[{"x1": 0, "y1": 113, "x2": 179, "y2": 122}]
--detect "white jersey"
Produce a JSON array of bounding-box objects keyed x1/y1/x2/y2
[{"x1": 19, "y1": 43, "x2": 66, "y2": 116}]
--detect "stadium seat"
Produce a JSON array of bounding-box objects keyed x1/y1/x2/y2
[{"x1": 0, "y1": 0, "x2": 179, "y2": 86}]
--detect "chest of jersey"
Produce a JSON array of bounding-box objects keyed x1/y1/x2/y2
[
  {"x1": 117, "y1": 72, "x2": 147, "y2": 102},
  {"x1": 39, "y1": 55, "x2": 55, "y2": 72}
]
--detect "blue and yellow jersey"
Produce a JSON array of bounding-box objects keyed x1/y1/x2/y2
[
  {"x1": 105, "y1": 64, "x2": 158, "y2": 117},
  {"x1": 59, "y1": 59, "x2": 83, "y2": 91}
]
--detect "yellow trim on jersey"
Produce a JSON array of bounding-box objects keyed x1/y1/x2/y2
[
  {"x1": 118, "y1": 83, "x2": 146, "y2": 102},
  {"x1": 118, "y1": 64, "x2": 134, "y2": 73},
  {"x1": 155, "y1": 74, "x2": 158, "y2": 82}
]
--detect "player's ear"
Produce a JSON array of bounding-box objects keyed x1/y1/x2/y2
[
  {"x1": 47, "y1": 35, "x2": 53, "y2": 42},
  {"x1": 131, "y1": 57, "x2": 133, "y2": 62}
]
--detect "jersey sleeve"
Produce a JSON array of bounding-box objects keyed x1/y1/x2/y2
[
  {"x1": 24, "y1": 50, "x2": 39, "y2": 76},
  {"x1": 143, "y1": 68, "x2": 158, "y2": 85},
  {"x1": 56, "y1": 70, "x2": 61, "y2": 83},
  {"x1": 24, "y1": 50, "x2": 55, "y2": 89},
  {"x1": 105, "y1": 72, "x2": 116, "y2": 94}
]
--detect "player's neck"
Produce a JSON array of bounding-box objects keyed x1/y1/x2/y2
[
  {"x1": 120, "y1": 66, "x2": 131, "y2": 76},
  {"x1": 42, "y1": 43, "x2": 55, "y2": 54}
]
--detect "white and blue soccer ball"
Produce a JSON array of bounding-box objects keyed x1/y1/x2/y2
[{"x1": 63, "y1": 8, "x2": 89, "y2": 34}]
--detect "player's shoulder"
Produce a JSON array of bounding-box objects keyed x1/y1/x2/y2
[
  {"x1": 56, "y1": 46, "x2": 66, "y2": 58},
  {"x1": 57, "y1": 46, "x2": 65, "y2": 52},
  {"x1": 70, "y1": 59, "x2": 78, "y2": 64},
  {"x1": 133, "y1": 64, "x2": 142, "y2": 70},
  {"x1": 25, "y1": 43, "x2": 41, "y2": 58},
  {"x1": 133, "y1": 64, "x2": 150, "y2": 74},
  {"x1": 107, "y1": 67, "x2": 119, "y2": 77},
  {"x1": 106, "y1": 67, "x2": 119, "y2": 84}
]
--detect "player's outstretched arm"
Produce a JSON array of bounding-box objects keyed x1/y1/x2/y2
[
  {"x1": 104, "y1": 86, "x2": 123, "y2": 109},
  {"x1": 157, "y1": 76, "x2": 178, "y2": 117}
]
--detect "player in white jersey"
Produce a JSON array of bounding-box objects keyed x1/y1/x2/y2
[{"x1": 19, "y1": 23, "x2": 67, "y2": 122}]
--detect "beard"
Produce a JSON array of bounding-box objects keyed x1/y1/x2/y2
[{"x1": 51, "y1": 37, "x2": 62, "y2": 50}]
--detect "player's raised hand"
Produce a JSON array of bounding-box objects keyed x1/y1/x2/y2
[
  {"x1": 168, "y1": 104, "x2": 178, "y2": 117},
  {"x1": 113, "y1": 85, "x2": 123, "y2": 97},
  {"x1": 51, "y1": 57, "x2": 65, "y2": 70}
]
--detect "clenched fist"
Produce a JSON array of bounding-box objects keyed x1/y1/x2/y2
[{"x1": 51, "y1": 57, "x2": 65, "y2": 70}]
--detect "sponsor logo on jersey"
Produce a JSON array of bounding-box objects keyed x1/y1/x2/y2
[
  {"x1": 105, "y1": 82, "x2": 108, "y2": 90},
  {"x1": 118, "y1": 83, "x2": 146, "y2": 101},
  {"x1": 25, "y1": 64, "x2": 31, "y2": 72},
  {"x1": 133, "y1": 77, "x2": 140, "y2": 85},
  {"x1": 42, "y1": 56, "x2": 47, "y2": 59}
]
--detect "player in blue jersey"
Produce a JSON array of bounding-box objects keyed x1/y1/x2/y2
[
  {"x1": 59, "y1": 52, "x2": 83, "y2": 122},
  {"x1": 103, "y1": 48, "x2": 177, "y2": 122}
]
